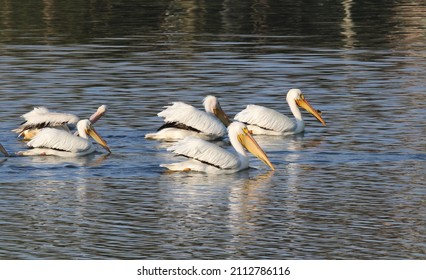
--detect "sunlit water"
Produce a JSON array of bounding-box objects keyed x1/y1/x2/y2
[{"x1": 0, "y1": 0, "x2": 425, "y2": 259}]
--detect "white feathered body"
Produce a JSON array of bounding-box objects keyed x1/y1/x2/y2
[
  {"x1": 145, "y1": 102, "x2": 227, "y2": 141},
  {"x1": 234, "y1": 105, "x2": 297, "y2": 135},
  {"x1": 160, "y1": 137, "x2": 243, "y2": 174},
  {"x1": 18, "y1": 128, "x2": 95, "y2": 157},
  {"x1": 13, "y1": 107, "x2": 79, "y2": 139}
]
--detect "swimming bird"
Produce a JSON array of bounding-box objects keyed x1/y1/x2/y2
[
  {"x1": 234, "y1": 89, "x2": 326, "y2": 135},
  {"x1": 17, "y1": 119, "x2": 111, "y2": 157},
  {"x1": 145, "y1": 95, "x2": 231, "y2": 141},
  {"x1": 14, "y1": 105, "x2": 108, "y2": 140},
  {"x1": 13, "y1": 107, "x2": 79, "y2": 140},
  {"x1": 0, "y1": 143, "x2": 9, "y2": 157},
  {"x1": 160, "y1": 122, "x2": 275, "y2": 173}
]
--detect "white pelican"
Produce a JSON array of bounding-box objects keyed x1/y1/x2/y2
[
  {"x1": 160, "y1": 122, "x2": 275, "y2": 173},
  {"x1": 145, "y1": 95, "x2": 231, "y2": 141},
  {"x1": 0, "y1": 143, "x2": 9, "y2": 157},
  {"x1": 13, "y1": 107, "x2": 79, "y2": 140},
  {"x1": 14, "y1": 105, "x2": 108, "y2": 140},
  {"x1": 17, "y1": 119, "x2": 111, "y2": 157},
  {"x1": 234, "y1": 89, "x2": 326, "y2": 135}
]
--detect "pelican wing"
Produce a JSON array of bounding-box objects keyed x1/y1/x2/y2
[
  {"x1": 13, "y1": 107, "x2": 79, "y2": 133},
  {"x1": 27, "y1": 128, "x2": 91, "y2": 153},
  {"x1": 235, "y1": 105, "x2": 296, "y2": 132},
  {"x1": 167, "y1": 137, "x2": 239, "y2": 169},
  {"x1": 158, "y1": 102, "x2": 227, "y2": 136}
]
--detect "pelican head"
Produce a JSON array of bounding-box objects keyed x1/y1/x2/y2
[
  {"x1": 229, "y1": 122, "x2": 275, "y2": 170},
  {"x1": 0, "y1": 143, "x2": 9, "y2": 157},
  {"x1": 287, "y1": 89, "x2": 326, "y2": 126},
  {"x1": 77, "y1": 119, "x2": 111, "y2": 154},
  {"x1": 203, "y1": 95, "x2": 232, "y2": 127}
]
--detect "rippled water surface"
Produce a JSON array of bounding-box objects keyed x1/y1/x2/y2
[{"x1": 0, "y1": 0, "x2": 425, "y2": 259}]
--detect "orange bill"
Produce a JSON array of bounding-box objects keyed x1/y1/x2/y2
[
  {"x1": 89, "y1": 105, "x2": 108, "y2": 124},
  {"x1": 213, "y1": 102, "x2": 232, "y2": 127},
  {"x1": 296, "y1": 98, "x2": 326, "y2": 126},
  {"x1": 87, "y1": 126, "x2": 111, "y2": 154},
  {"x1": 238, "y1": 128, "x2": 275, "y2": 170}
]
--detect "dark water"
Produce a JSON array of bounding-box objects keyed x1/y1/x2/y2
[{"x1": 0, "y1": 0, "x2": 425, "y2": 259}]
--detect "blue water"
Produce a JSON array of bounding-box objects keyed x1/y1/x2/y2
[{"x1": 0, "y1": 0, "x2": 425, "y2": 259}]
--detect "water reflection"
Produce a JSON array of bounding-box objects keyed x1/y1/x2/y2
[
  {"x1": 154, "y1": 169, "x2": 278, "y2": 258},
  {"x1": 341, "y1": 0, "x2": 356, "y2": 49},
  {"x1": 227, "y1": 171, "x2": 275, "y2": 253},
  {"x1": 0, "y1": 0, "x2": 423, "y2": 49},
  {"x1": 0, "y1": 0, "x2": 425, "y2": 260},
  {"x1": 20, "y1": 153, "x2": 110, "y2": 167}
]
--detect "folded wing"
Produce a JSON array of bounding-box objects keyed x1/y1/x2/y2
[
  {"x1": 158, "y1": 102, "x2": 227, "y2": 136},
  {"x1": 27, "y1": 128, "x2": 92, "y2": 153},
  {"x1": 234, "y1": 104, "x2": 296, "y2": 132},
  {"x1": 13, "y1": 107, "x2": 79, "y2": 134},
  {"x1": 167, "y1": 137, "x2": 239, "y2": 169}
]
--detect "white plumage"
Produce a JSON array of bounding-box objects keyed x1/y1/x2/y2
[
  {"x1": 160, "y1": 122, "x2": 275, "y2": 173},
  {"x1": 14, "y1": 105, "x2": 108, "y2": 140},
  {"x1": 17, "y1": 119, "x2": 111, "y2": 157},
  {"x1": 235, "y1": 105, "x2": 296, "y2": 134},
  {"x1": 165, "y1": 137, "x2": 240, "y2": 170},
  {"x1": 13, "y1": 107, "x2": 79, "y2": 139},
  {"x1": 160, "y1": 102, "x2": 226, "y2": 134},
  {"x1": 235, "y1": 89, "x2": 326, "y2": 135},
  {"x1": 27, "y1": 128, "x2": 93, "y2": 154},
  {"x1": 145, "y1": 96, "x2": 230, "y2": 141}
]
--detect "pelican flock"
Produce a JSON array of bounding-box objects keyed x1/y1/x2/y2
[
  {"x1": 160, "y1": 122, "x2": 275, "y2": 173},
  {"x1": 4, "y1": 89, "x2": 326, "y2": 172},
  {"x1": 235, "y1": 89, "x2": 326, "y2": 135},
  {"x1": 145, "y1": 95, "x2": 231, "y2": 141}
]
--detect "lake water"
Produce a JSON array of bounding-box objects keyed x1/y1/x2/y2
[{"x1": 0, "y1": 0, "x2": 425, "y2": 259}]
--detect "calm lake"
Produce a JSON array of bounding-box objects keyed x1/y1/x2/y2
[{"x1": 0, "y1": 0, "x2": 425, "y2": 259}]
